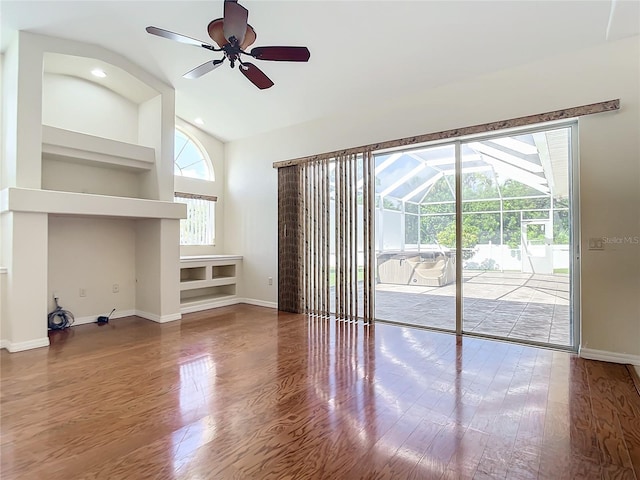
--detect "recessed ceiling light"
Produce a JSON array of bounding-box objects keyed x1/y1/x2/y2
[
  {"x1": 91, "y1": 68, "x2": 107, "y2": 78},
  {"x1": 194, "y1": 118, "x2": 204, "y2": 125}
]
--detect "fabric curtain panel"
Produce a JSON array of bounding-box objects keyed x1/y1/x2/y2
[
  {"x1": 277, "y1": 165, "x2": 305, "y2": 313},
  {"x1": 277, "y1": 152, "x2": 375, "y2": 323}
]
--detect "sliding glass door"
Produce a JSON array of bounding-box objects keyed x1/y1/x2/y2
[{"x1": 374, "y1": 123, "x2": 577, "y2": 349}]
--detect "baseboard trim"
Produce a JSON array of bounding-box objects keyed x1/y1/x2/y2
[
  {"x1": 238, "y1": 298, "x2": 278, "y2": 309},
  {"x1": 136, "y1": 310, "x2": 182, "y2": 323},
  {"x1": 72, "y1": 309, "x2": 137, "y2": 327},
  {"x1": 181, "y1": 297, "x2": 241, "y2": 314},
  {"x1": 579, "y1": 347, "x2": 640, "y2": 366},
  {"x1": 179, "y1": 298, "x2": 277, "y2": 314},
  {"x1": 3, "y1": 337, "x2": 50, "y2": 352}
]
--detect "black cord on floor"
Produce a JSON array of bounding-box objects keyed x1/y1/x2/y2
[{"x1": 48, "y1": 298, "x2": 75, "y2": 330}]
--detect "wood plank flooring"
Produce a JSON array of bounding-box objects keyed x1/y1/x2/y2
[{"x1": 1, "y1": 304, "x2": 638, "y2": 479}]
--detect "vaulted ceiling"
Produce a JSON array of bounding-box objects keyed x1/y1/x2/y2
[{"x1": 2, "y1": 1, "x2": 638, "y2": 142}]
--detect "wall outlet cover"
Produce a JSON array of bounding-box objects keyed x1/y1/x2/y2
[{"x1": 588, "y1": 238, "x2": 604, "y2": 250}]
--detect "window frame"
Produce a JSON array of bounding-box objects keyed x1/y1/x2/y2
[
  {"x1": 174, "y1": 127, "x2": 214, "y2": 181},
  {"x1": 173, "y1": 127, "x2": 217, "y2": 246}
]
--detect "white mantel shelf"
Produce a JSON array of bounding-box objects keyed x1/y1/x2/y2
[
  {"x1": 1, "y1": 187, "x2": 186, "y2": 219},
  {"x1": 42, "y1": 125, "x2": 155, "y2": 171}
]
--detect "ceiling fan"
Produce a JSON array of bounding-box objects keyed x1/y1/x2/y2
[{"x1": 146, "y1": 0, "x2": 310, "y2": 89}]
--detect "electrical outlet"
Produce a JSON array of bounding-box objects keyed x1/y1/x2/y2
[
  {"x1": 53, "y1": 291, "x2": 59, "y2": 300},
  {"x1": 268, "y1": 277, "x2": 273, "y2": 286},
  {"x1": 588, "y1": 238, "x2": 604, "y2": 250},
  {"x1": 112, "y1": 284, "x2": 119, "y2": 293},
  {"x1": 79, "y1": 288, "x2": 86, "y2": 297}
]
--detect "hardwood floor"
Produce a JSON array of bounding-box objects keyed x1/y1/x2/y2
[{"x1": 1, "y1": 304, "x2": 638, "y2": 479}]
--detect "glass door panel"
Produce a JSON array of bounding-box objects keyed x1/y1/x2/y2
[
  {"x1": 460, "y1": 128, "x2": 573, "y2": 347},
  {"x1": 374, "y1": 144, "x2": 457, "y2": 331}
]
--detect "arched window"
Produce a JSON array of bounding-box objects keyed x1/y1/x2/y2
[
  {"x1": 174, "y1": 129, "x2": 214, "y2": 181},
  {"x1": 174, "y1": 128, "x2": 216, "y2": 245}
]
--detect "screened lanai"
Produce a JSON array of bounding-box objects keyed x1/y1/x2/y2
[{"x1": 374, "y1": 126, "x2": 573, "y2": 347}]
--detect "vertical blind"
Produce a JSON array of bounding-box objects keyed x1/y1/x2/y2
[
  {"x1": 281, "y1": 151, "x2": 375, "y2": 323},
  {"x1": 174, "y1": 193, "x2": 216, "y2": 246}
]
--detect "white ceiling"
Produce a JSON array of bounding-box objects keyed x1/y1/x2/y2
[{"x1": 1, "y1": 1, "x2": 638, "y2": 142}]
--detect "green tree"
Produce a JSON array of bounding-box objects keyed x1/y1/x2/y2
[
  {"x1": 437, "y1": 222, "x2": 479, "y2": 260},
  {"x1": 420, "y1": 215, "x2": 454, "y2": 244},
  {"x1": 405, "y1": 214, "x2": 419, "y2": 244},
  {"x1": 553, "y1": 209, "x2": 570, "y2": 244},
  {"x1": 395, "y1": 171, "x2": 569, "y2": 250}
]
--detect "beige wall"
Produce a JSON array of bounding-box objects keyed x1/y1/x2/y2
[
  {"x1": 48, "y1": 216, "x2": 137, "y2": 321},
  {"x1": 42, "y1": 160, "x2": 142, "y2": 198},
  {"x1": 225, "y1": 36, "x2": 640, "y2": 360},
  {"x1": 42, "y1": 73, "x2": 139, "y2": 143},
  {"x1": 0, "y1": 53, "x2": 4, "y2": 342},
  {"x1": 579, "y1": 108, "x2": 639, "y2": 356}
]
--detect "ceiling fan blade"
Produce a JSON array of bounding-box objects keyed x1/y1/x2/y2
[
  {"x1": 223, "y1": 0, "x2": 248, "y2": 44},
  {"x1": 250, "y1": 46, "x2": 311, "y2": 62},
  {"x1": 146, "y1": 26, "x2": 214, "y2": 49},
  {"x1": 183, "y1": 60, "x2": 224, "y2": 79},
  {"x1": 239, "y1": 63, "x2": 274, "y2": 89}
]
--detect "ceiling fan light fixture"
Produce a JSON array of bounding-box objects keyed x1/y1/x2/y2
[
  {"x1": 240, "y1": 25, "x2": 257, "y2": 50},
  {"x1": 208, "y1": 19, "x2": 256, "y2": 49},
  {"x1": 207, "y1": 19, "x2": 227, "y2": 47}
]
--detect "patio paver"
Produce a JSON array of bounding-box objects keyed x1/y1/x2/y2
[{"x1": 374, "y1": 271, "x2": 571, "y2": 346}]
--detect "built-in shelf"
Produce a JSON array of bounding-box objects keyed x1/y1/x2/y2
[
  {"x1": 213, "y1": 264, "x2": 236, "y2": 279},
  {"x1": 1, "y1": 187, "x2": 185, "y2": 219},
  {"x1": 179, "y1": 255, "x2": 242, "y2": 313},
  {"x1": 180, "y1": 266, "x2": 208, "y2": 282},
  {"x1": 42, "y1": 125, "x2": 155, "y2": 171}
]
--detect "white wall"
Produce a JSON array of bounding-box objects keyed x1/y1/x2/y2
[
  {"x1": 579, "y1": 105, "x2": 639, "y2": 359},
  {"x1": 42, "y1": 73, "x2": 139, "y2": 143},
  {"x1": 0, "y1": 214, "x2": 11, "y2": 345},
  {"x1": 0, "y1": 53, "x2": 4, "y2": 342},
  {"x1": 225, "y1": 36, "x2": 640, "y2": 360},
  {"x1": 175, "y1": 117, "x2": 226, "y2": 256},
  {"x1": 3, "y1": 211, "x2": 49, "y2": 348},
  {"x1": 2, "y1": 32, "x2": 43, "y2": 189},
  {"x1": 1, "y1": 31, "x2": 180, "y2": 350},
  {"x1": 48, "y1": 216, "x2": 136, "y2": 321},
  {"x1": 42, "y1": 160, "x2": 141, "y2": 198},
  {"x1": 135, "y1": 218, "x2": 181, "y2": 321},
  {"x1": 1, "y1": 52, "x2": 4, "y2": 186}
]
